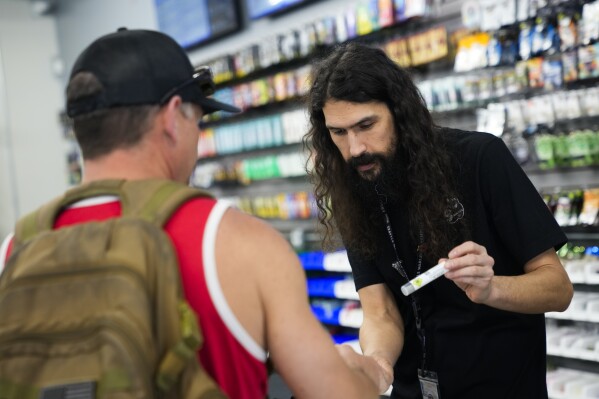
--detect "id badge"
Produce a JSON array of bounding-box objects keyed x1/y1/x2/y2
[{"x1": 418, "y1": 369, "x2": 441, "y2": 399}]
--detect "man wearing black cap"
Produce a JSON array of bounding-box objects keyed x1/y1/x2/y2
[{"x1": 0, "y1": 29, "x2": 385, "y2": 398}]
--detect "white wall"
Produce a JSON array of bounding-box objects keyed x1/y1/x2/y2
[
  {"x1": 0, "y1": 0, "x2": 68, "y2": 237},
  {"x1": 55, "y1": 0, "x2": 159, "y2": 87}
]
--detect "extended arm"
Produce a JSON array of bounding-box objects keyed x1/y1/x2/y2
[
  {"x1": 358, "y1": 283, "x2": 404, "y2": 390},
  {"x1": 443, "y1": 241, "x2": 573, "y2": 313},
  {"x1": 221, "y1": 209, "x2": 379, "y2": 399}
]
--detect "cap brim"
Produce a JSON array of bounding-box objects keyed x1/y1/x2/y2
[{"x1": 198, "y1": 97, "x2": 240, "y2": 114}]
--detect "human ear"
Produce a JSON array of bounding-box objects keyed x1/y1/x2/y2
[{"x1": 162, "y1": 95, "x2": 183, "y2": 143}]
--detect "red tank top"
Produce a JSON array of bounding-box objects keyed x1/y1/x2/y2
[{"x1": 0, "y1": 196, "x2": 268, "y2": 399}]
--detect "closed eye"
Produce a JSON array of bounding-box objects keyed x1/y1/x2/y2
[
  {"x1": 358, "y1": 122, "x2": 374, "y2": 130},
  {"x1": 330, "y1": 128, "x2": 346, "y2": 136}
]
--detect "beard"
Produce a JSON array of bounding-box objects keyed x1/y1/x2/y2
[{"x1": 345, "y1": 148, "x2": 407, "y2": 209}]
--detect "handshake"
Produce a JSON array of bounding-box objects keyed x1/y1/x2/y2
[{"x1": 336, "y1": 344, "x2": 394, "y2": 394}]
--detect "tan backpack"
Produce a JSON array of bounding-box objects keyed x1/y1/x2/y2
[{"x1": 0, "y1": 179, "x2": 228, "y2": 399}]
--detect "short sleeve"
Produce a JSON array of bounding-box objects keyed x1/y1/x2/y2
[
  {"x1": 479, "y1": 136, "x2": 567, "y2": 265},
  {"x1": 346, "y1": 247, "x2": 385, "y2": 291}
]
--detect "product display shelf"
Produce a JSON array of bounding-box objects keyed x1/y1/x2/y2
[
  {"x1": 527, "y1": 166, "x2": 599, "y2": 192},
  {"x1": 548, "y1": 367, "x2": 599, "y2": 399},
  {"x1": 197, "y1": 141, "x2": 303, "y2": 164},
  {"x1": 548, "y1": 231, "x2": 599, "y2": 384},
  {"x1": 300, "y1": 251, "x2": 362, "y2": 333}
]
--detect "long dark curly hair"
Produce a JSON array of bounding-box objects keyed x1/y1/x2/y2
[{"x1": 304, "y1": 42, "x2": 467, "y2": 262}]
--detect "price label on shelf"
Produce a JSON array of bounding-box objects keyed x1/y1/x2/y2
[
  {"x1": 323, "y1": 251, "x2": 352, "y2": 272},
  {"x1": 333, "y1": 280, "x2": 359, "y2": 300},
  {"x1": 339, "y1": 308, "x2": 363, "y2": 328}
]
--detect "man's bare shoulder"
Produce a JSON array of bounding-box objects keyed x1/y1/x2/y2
[{"x1": 217, "y1": 206, "x2": 298, "y2": 262}]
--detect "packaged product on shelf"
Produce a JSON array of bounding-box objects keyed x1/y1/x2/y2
[
  {"x1": 583, "y1": 246, "x2": 599, "y2": 284},
  {"x1": 516, "y1": 0, "x2": 530, "y2": 22},
  {"x1": 385, "y1": 36, "x2": 412, "y2": 67},
  {"x1": 355, "y1": 1, "x2": 377, "y2": 36},
  {"x1": 297, "y1": 23, "x2": 317, "y2": 57},
  {"x1": 198, "y1": 128, "x2": 216, "y2": 158},
  {"x1": 580, "y1": 188, "x2": 599, "y2": 226},
  {"x1": 541, "y1": 17, "x2": 560, "y2": 55},
  {"x1": 519, "y1": 21, "x2": 534, "y2": 60},
  {"x1": 250, "y1": 78, "x2": 271, "y2": 107},
  {"x1": 534, "y1": 133, "x2": 557, "y2": 169},
  {"x1": 513, "y1": 60, "x2": 530, "y2": 90},
  {"x1": 191, "y1": 163, "x2": 216, "y2": 189},
  {"x1": 562, "y1": 50, "x2": 579, "y2": 82},
  {"x1": 378, "y1": 0, "x2": 394, "y2": 27},
  {"x1": 404, "y1": 0, "x2": 429, "y2": 19},
  {"x1": 527, "y1": 57, "x2": 545, "y2": 88},
  {"x1": 409, "y1": 27, "x2": 449, "y2": 66},
  {"x1": 295, "y1": 65, "x2": 312, "y2": 96},
  {"x1": 557, "y1": 8, "x2": 579, "y2": 52},
  {"x1": 580, "y1": 87, "x2": 599, "y2": 117},
  {"x1": 501, "y1": 68, "x2": 519, "y2": 94},
  {"x1": 277, "y1": 152, "x2": 306, "y2": 178},
  {"x1": 532, "y1": 18, "x2": 546, "y2": 57},
  {"x1": 278, "y1": 31, "x2": 299, "y2": 62},
  {"x1": 233, "y1": 45, "x2": 259, "y2": 78},
  {"x1": 568, "y1": 130, "x2": 594, "y2": 167},
  {"x1": 479, "y1": 0, "x2": 500, "y2": 32},
  {"x1": 294, "y1": 191, "x2": 311, "y2": 219},
  {"x1": 578, "y1": 44, "x2": 599, "y2": 80},
  {"x1": 581, "y1": 1, "x2": 599, "y2": 45},
  {"x1": 234, "y1": 83, "x2": 252, "y2": 111},
  {"x1": 345, "y1": 7, "x2": 358, "y2": 39},
  {"x1": 554, "y1": 193, "x2": 574, "y2": 226},
  {"x1": 284, "y1": 72, "x2": 298, "y2": 99},
  {"x1": 207, "y1": 55, "x2": 235, "y2": 84},
  {"x1": 338, "y1": 301, "x2": 363, "y2": 329},
  {"x1": 477, "y1": 72, "x2": 494, "y2": 100},
  {"x1": 553, "y1": 132, "x2": 571, "y2": 167},
  {"x1": 541, "y1": 58, "x2": 564, "y2": 91},
  {"x1": 461, "y1": 0, "x2": 482, "y2": 30},
  {"x1": 394, "y1": 0, "x2": 406, "y2": 22},
  {"x1": 570, "y1": 190, "x2": 585, "y2": 225},
  {"x1": 258, "y1": 36, "x2": 281, "y2": 69},
  {"x1": 505, "y1": 132, "x2": 531, "y2": 165},
  {"x1": 505, "y1": 100, "x2": 526, "y2": 132},
  {"x1": 314, "y1": 17, "x2": 336, "y2": 46}
]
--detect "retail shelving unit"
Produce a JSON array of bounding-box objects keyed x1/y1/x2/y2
[{"x1": 189, "y1": 0, "x2": 599, "y2": 397}]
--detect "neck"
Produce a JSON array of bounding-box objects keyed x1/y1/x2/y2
[{"x1": 81, "y1": 147, "x2": 175, "y2": 183}]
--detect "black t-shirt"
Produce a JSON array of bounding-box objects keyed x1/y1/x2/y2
[{"x1": 347, "y1": 128, "x2": 567, "y2": 399}]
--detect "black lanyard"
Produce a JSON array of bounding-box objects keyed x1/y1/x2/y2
[{"x1": 379, "y1": 200, "x2": 428, "y2": 370}]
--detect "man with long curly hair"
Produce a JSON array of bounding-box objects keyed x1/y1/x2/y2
[{"x1": 304, "y1": 42, "x2": 573, "y2": 399}]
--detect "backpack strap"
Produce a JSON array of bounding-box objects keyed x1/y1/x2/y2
[
  {"x1": 13, "y1": 179, "x2": 212, "y2": 247},
  {"x1": 118, "y1": 179, "x2": 212, "y2": 227}
]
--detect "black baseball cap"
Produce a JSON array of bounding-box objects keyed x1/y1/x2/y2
[{"x1": 66, "y1": 28, "x2": 240, "y2": 117}]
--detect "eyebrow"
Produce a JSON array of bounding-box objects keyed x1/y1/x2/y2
[{"x1": 326, "y1": 115, "x2": 379, "y2": 131}]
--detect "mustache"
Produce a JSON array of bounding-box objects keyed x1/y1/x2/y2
[{"x1": 349, "y1": 153, "x2": 384, "y2": 168}]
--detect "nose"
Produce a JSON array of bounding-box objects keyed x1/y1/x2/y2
[{"x1": 348, "y1": 131, "x2": 366, "y2": 158}]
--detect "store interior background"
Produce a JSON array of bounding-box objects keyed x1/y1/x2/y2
[
  {"x1": 2, "y1": 0, "x2": 599, "y2": 397},
  {"x1": 0, "y1": 0, "x2": 398, "y2": 238}
]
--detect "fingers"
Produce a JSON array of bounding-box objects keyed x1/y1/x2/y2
[
  {"x1": 448, "y1": 241, "x2": 486, "y2": 259},
  {"x1": 335, "y1": 345, "x2": 393, "y2": 394},
  {"x1": 441, "y1": 241, "x2": 495, "y2": 304},
  {"x1": 336, "y1": 344, "x2": 359, "y2": 367},
  {"x1": 371, "y1": 355, "x2": 394, "y2": 392},
  {"x1": 443, "y1": 241, "x2": 494, "y2": 272}
]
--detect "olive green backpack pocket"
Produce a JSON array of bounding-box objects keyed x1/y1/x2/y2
[{"x1": 0, "y1": 179, "x2": 228, "y2": 399}]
